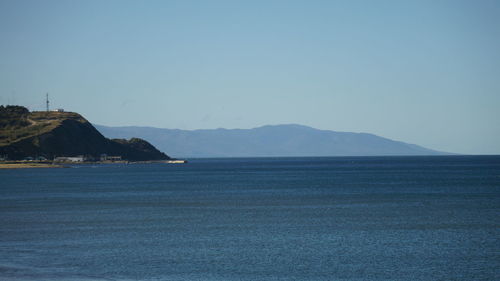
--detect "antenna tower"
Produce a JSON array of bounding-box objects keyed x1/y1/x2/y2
[{"x1": 46, "y1": 93, "x2": 49, "y2": 112}]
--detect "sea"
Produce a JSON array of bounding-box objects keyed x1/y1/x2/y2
[{"x1": 0, "y1": 156, "x2": 499, "y2": 281}]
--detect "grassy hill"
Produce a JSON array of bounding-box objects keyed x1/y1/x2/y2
[
  {"x1": 0, "y1": 106, "x2": 86, "y2": 146},
  {"x1": 0, "y1": 105, "x2": 170, "y2": 161}
]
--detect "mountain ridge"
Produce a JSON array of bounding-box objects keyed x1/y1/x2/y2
[{"x1": 95, "y1": 123, "x2": 449, "y2": 158}]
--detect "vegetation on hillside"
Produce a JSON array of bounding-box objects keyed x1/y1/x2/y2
[
  {"x1": 0, "y1": 105, "x2": 84, "y2": 146},
  {"x1": 0, "y1": 105, "x2": 170, "y2": 161}
]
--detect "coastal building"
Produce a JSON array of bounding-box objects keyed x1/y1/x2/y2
[
  {"x1": 100, "y1": 154, "x2": 122, "y2": 162},
  {"x1": 54, "y1": 156, "x2": 85, "y2": 162}
]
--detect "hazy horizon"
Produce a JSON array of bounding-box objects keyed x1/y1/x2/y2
[{"x1": 1, "y1": 0, "x2": 499, "y2": 155}]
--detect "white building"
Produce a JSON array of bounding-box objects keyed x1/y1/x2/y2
[{"x1": 54, "y1": 156, "x2": 85, "y2": 162}]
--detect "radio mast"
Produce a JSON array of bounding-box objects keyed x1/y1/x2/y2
[{"x1": 46, "y1": 93, "x2": 49, "y2": 112}]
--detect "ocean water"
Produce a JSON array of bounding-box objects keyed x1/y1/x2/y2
[{"x1": 0, "y1": 156, "x2": 499, "y2": 281}]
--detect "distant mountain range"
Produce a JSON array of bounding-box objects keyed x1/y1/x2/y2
[{"x1": 95, "y1": 124, "x2": 448, "y2": 158}]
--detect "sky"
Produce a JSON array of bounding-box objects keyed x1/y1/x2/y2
[{"x1": 0, "y1": 0, "x2": 499, "y2": 154}]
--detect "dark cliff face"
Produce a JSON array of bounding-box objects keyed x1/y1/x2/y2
[
  {"x1": 0, "y1": 106, "x2": 170, "y2": 161},
  {"x1": 108, "y1": 138, "x2": 170, "y2": 161}
]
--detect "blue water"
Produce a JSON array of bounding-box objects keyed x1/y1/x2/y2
[{"x1": 0, "y1": 156, "x2": 499, "y2": 281}]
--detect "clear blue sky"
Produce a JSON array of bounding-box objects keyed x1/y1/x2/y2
[{"x1": 1, "y1": 0, "x2": 499, "y2": 154}]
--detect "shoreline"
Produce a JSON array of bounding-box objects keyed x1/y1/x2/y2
[
  {"x1": 0, "y1": 162, "x2": 65, "y2": 169},
  {"x1": 0, "y1": 159, "x2": 187, "y2": 169}
]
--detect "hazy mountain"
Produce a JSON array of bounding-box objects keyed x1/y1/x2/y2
[{"x1": 94, "y1": 124, "x2": 448, "y2": 158}]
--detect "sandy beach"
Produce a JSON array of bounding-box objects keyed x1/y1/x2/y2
[{"x1": 0, "y1": 162, "x2": 64, "y2": 169}]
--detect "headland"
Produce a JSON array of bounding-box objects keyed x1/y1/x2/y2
[{"x1": 0, "y1": 105, "x2": 174, "y2": 167}]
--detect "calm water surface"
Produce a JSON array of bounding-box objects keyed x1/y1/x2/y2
[{"x1": 1, "y1": 156, "x2": 499, "y2": 280}]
